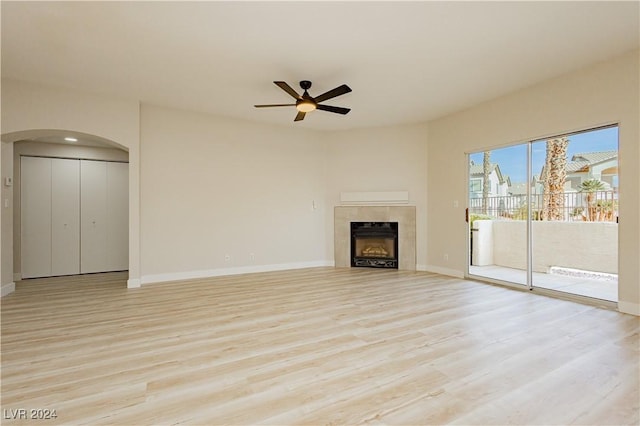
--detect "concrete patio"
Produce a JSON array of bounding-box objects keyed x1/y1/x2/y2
[{"x1": 469, "y1": 265, "x2": 617, "y2": 302}]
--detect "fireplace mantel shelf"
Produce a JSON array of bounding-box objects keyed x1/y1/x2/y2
[{"x1": 340, "y1": 191, "x2": 410, "y2": 205}]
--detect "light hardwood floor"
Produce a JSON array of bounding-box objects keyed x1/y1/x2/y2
[{"x1": 1, "y1": 268, "x2": 639, "y2": 425}]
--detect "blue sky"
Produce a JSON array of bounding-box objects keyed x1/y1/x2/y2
[{"x1": 470, "y1": 126, "x2": 618, "y2": 183}]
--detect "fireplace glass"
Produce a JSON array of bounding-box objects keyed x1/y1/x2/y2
[{"x1": 351, "y1": 222, "x2": 399, "y2": 269}]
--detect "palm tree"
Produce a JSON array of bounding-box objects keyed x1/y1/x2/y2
[
  {"x1": 541, "y1": 137, "x2": 569, "y2": 221},
  {"x1": 579, "y1": 178, "x2": 606, "y2": 221},
  {"x1": 482, "y1": 151, "x2": 490, "y2": 215}
]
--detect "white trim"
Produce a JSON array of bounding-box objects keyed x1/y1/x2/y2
[
  {"x1": 421, "y1": 265, "x2": 464, "y2": 278},
  {"x1": 1, "y1": 282, "x2": 16, "y2": 297},
  {"x1": 618, "y1": 301, "x2": 640, "y2": 316},
  {"x1": 140, "y1": 261, "x2": 333, "y2": 286},
  {"x1": 127, "y1": 278, "x2": 141, "y2": 289},
  {"x1": 13, "y1": 273, "x2": 21, "y2": 281},
  {"x1": 416, "y1": 264, "x2": 429, "y2": 272},
  {"x1": 340, "y1": 191, "x2": 409, "y2": 205}
]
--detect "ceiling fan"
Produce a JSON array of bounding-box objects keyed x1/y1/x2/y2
[{"x1": 255, "y1": 80, "x2": 352, "y2": 122}]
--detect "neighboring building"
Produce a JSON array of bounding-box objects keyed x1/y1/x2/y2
[
  {"x1": 468, "y1": 161, "x2": 510, "y2": 199},
  {"x1": 500, "y1": 151, "x2": 618, "y2": 198},
  {"x1": 537, "y1": 150, "x2": 618, "y2": 191},
  {"x1": 523, "y1": 150, "x2": 619, "y2": 221},
  {"x1": 565, "y1": 150, "x2": 618, "y2": 190}
]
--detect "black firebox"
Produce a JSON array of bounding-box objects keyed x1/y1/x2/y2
[{"x1": 350, "y1": 222, "x2": 399, "y2": 269}]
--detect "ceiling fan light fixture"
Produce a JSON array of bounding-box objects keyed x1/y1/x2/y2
[{"x1": 296, "y1": 99, "x2": 316, "y2": 113}]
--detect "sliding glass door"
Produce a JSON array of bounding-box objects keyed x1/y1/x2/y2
[
  {"x1": 468, "y1": 145, "x2": 528, "y2": 286},
  {"x1": 467, "y1": 126, "x2": 618, "y2": 302},
  {"x1": 530, "y1": 127, "x2": 618, "y2": 301}
]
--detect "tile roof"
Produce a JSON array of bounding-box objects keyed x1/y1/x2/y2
[
  {"x1": 566, "y1": 150, "x2": 617, "y2": 173},
  {"x1": 469, "y1": 163, "x2": 496, "y2": 176},
  {"x1": 566, "y1": 160, "x2": 590, "y2": 172},
  {"x1": 570, "y1": 150, "x2": 617, "y2": 164}
]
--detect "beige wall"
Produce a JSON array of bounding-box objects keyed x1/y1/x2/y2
[
  {"x1": 427, "y1": 49, "x2": 640, "y2": 314},
  {"x1": 324, "y1": 124, "x2": 429, "y2": 267},
  {"x1": 1, "y1": 79, "x2": 139, "y2": 148},
  {"x1": 1, "y1": 142, "x2": 14, "y2": 293},
  {"x1": 139, "y1": 104, "x2": 327, "y2": 282}
]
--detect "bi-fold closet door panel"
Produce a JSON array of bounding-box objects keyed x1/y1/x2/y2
[
  {"x1": 80, "y1": 160, "x2": 108, "y2": 274},
  {"x1": 21, "y1": 157, "x2": 81, "y2": 279},
  {"x1": 52, "y1": 159, "x2": 81, "y2": 276},
  {"x1": 21, "y1": 157, "x2": 53, "y2": 278}
]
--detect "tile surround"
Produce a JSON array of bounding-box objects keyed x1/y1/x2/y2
[{"x1": 334, "y1": 206, "x2": 416, "y2": 270}]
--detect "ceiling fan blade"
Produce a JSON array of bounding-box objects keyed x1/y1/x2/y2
[
  {"x1": 317, "y1": 104, "x2": 351, "y2": 115},
  {"x1": 313, "y1": 84, "x2": 352, "y2": 103},
  {"x1": 294, "y1": 111, "x2": 306, "y2": 121},
  {"x1": 274, "y1": 81, "x2": 301, "y2": 99},
  {"x1": 254, "y1": 104, "x2": 296, "y2": 108}
]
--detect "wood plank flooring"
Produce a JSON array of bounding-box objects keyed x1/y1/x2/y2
[{"x1": 1, "y1": 268, "x2": 639, "y2": 425}]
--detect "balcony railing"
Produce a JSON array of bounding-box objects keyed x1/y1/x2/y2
[{"x1": 469, "y1": 190, "x2": 618, "y2": 222}]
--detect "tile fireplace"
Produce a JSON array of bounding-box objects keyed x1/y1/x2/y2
[{"x1": 334, "y1": 206, "x2": 416, "y2": 270}]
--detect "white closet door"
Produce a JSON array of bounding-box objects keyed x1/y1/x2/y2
[
  {"x1": 106, "y1": 162, "x2": 129, "y2": 271},
  {"x1": 51, "y1": 159, "x2": 80, "y2": 276},
  {"x1": 21, "y1": 156, "x2": 52, "y2": 278},
  {"x1": 80, "y1": 160, "x2": 108, "y2": 274}
]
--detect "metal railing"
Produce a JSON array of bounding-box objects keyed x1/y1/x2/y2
[{"x1": 469, "y1": 190, "x2": 618, "y2": 222}]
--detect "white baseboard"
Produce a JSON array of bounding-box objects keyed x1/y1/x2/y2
[
  {"x1": 140, "y1": 261, "x2": 333, "y2": 286},
  {"x1": 421, "y1": 265, "x2": 464, "y2": 278},
  {"x1": 1, "y1": 282, "x2": 16, "y2": 297},
  {"x1": 13, "y1": 273, "x2": 21, "y2": 282},
  {"x1": 127, "y1": 278, "x2": 141, "y2": 289},
  {"x1": 618, "y1": 301, "x2": 640, "y2": 316}
]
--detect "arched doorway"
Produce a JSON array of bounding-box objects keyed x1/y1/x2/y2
[{"x1": 1, "y1": 129, "x2": 130, "y2": 291}]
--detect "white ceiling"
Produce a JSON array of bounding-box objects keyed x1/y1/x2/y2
[{"x1": 2, "y1": 1, "x2": 639, "y2": 132}]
